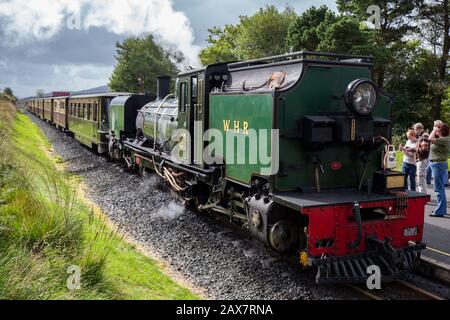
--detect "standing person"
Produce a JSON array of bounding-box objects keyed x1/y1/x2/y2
[
  {"x1": 414, "y1": 123, "x2": 425, "y2": 139},
  {"x1": 400, "y1": 129, "x2": 418, "y2": 191},
  {"x1": 428, "y1": 123, "x2": 450, "y2": 217},
  {"x1": 427, "y1": 120, "x2": 444, "y2": 185},
  {"x1": 416, "y1": 134, "x2": 430, "y2": 194}
]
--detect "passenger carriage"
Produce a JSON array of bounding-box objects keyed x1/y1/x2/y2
[{"x1": 67, "y1": 93, "x2": 131, "y2": 154}]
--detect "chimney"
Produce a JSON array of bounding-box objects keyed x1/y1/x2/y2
[{"x1": 157, "y1": 75, "x2": 171, "y2": 100}]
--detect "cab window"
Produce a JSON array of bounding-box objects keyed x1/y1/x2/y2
[{"x1": 191, "y1": 77, "x2": 198, "y2": 100}]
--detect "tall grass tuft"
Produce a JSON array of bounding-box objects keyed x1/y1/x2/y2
[{"x1": 0, "y1": 102, "x2": 117, "y2": 299}]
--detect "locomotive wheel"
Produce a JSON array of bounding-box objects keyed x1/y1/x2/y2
[
  {"x1": 268, "y1": 219, "x2": 299, "y2": 253},
  {"x1": 112, "y1": 148, "x2": 121, "y2": 161}
]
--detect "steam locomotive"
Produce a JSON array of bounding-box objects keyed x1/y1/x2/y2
[{"x1": 27, "y1": 51, "x2": 429, "y2": 284}]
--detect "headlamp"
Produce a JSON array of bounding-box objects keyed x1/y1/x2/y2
[{"x1": 345, "y1": 79, "x2": 378, "y2": 115}]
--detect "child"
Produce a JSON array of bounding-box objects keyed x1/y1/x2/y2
[
  {"x1": 399, "y1": 129, "x2": 418, "y2": 191},
  {"x1": 416, "y1": 134, "x2": 430, "y2": 194}
]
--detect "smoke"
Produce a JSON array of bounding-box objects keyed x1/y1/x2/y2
[
  {"x1": 154, "y1": 201, "x2": 185, "y2": 221},
  {"x1": 0, "y1": 0, "x2": 200, "y2": 66},
  {"x1": 141, "y1": 174, "x2": 163, "y2": 190}
]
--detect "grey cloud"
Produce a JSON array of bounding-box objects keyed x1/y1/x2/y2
[
  {"x1": 1, "y1": 0, "x2": 338, "y2": 98},
  {"x1": 0, "y1": 28, "x2": 124, "y2": 66}
]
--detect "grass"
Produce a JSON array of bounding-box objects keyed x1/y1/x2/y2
[{"x1": 0, "y1": 101, "x2": 197, "y2": 300}]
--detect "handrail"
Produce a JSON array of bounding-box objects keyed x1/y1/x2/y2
[{"x1": 228, "y1": 51, "x2": 374, "y2": 70}]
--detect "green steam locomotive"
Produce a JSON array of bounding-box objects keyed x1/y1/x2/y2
[{"x1": 29, "y1": 51, "x2": 429, "y2": 284}]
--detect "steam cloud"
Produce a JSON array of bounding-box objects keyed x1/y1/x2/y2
[
  {"x1": 141, "y1": 175, "x2": 161, "y2": 189},
  {"x1": 154, "y1": 201, "x2": 185, "y2": 221},
  {"x1": 0, "y1": 0, "x2": 200, "y2": 66}
]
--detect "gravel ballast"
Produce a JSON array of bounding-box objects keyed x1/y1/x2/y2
[{"x1": 28, "y1": 114, "x2": 450, "y2": 300}]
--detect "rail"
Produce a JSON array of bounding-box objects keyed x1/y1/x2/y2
[{"x1": 347, "y1": 280, "x2": 446, "y2": 300}]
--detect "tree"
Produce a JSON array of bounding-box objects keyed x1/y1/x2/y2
[
  {"x1": 287, "y1": 6, "x2": 381, "y2": 64},
  {"x1": 287, "y1": 5, "x2": 337, "y2": 51},
  {"x1": 387, "y1": 41, "x2": 440, "y2": 132},
  {"x1": 3, "y1": 87, "x2": 13, "y2": 96},
  {"x1": 441, "y1": 88, "x2": 450, "y2": 124},
  {"x1": 336, "y1": 0, "x2": 418, "y2": 88},
  {"x1": 416, "y1": 0, "x2": 450, "y2": 120},
  {"x1": 236, "y1": 6, "x2": 296, "y2": 59},
  {"x1": 199, "y1": 6, "x2": 296, "y2": 65},
  {"x1": 199, "y1": 25, "x2": 242, "y2": 65},
  {"x1": 317, "y1": 17, "x2": 368, "y2": 54},
  {"x1": 109, "y1": 35, "x2": 180, "y2": 94},
  {"x1": 36, "y1": 89, "x2": 45, "y2": 98}
]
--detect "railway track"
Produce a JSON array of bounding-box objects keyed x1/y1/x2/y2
[
  {"x1": 212, "y1": 214, "x2": 447, "y2": 300},
  {"x1": 347, "y1": 280, "x2": 446, "y2": 300},
  {"x1": 205, "y1": 214, "x2": 448, "y2": 300}
]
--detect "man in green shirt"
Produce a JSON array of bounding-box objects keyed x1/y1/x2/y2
[
  {"x1": 430, "y1": 135, "x2": 450, "y2": 163},
  {"x1": 428, "y1": 123, "x2": 450, "y2": 217}
]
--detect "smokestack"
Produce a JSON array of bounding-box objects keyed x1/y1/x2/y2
[{"x1": 157, "y1": 75, "x2": 171, "y2": 100}]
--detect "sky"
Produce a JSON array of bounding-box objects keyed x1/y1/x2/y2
[{"x1": 0, "y1": 0, "x2": 337, "y2": 98}]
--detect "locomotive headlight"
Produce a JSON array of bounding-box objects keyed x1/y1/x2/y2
[{"x1": 345, "y1": 79, "x2": 378, "y2": 115}]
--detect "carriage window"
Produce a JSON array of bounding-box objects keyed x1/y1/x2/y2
[
  {"x1": 87, "y1": 103, "x2": 91, "y2": 120},
  {"x1": 93, "y1": 103, "x2": 98, "y2": 122},
  {"x1": 179, "y1": 82, "x2": 187, "y2": 112},
  {"x1": 101, "y1": 100, "x2": 109, "y2": 130}
]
